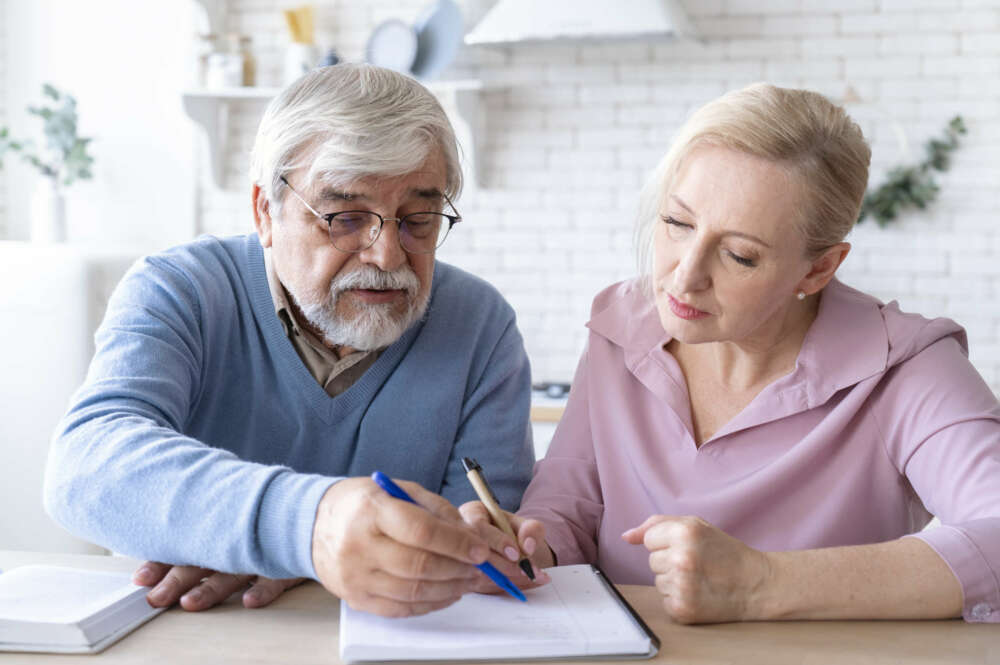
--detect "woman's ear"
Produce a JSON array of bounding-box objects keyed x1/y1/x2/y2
[
  {"x1": 252, "y1": 184, "x2": 273, "y2": 248},
  {"x1": 797, "y1": 242, "x2": 851, "y2": 297}
]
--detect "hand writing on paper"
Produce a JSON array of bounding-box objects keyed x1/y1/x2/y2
[
  {"x1": 622, "y1": 515, "x2": 772, "y2": 624},
  {"x1": 459, "y1": 501, "x2": 552, "y2": 593},
  {"x1": 134, "y1": 562, "x2": 303, "y2": 611},
  {"x1": 311, "y1": 477, "x2": 490, "y2": 618}
]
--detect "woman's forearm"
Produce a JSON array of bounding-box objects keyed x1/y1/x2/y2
[{"x1": 758, "y1": 537, "x2": 963, "y2": 620}]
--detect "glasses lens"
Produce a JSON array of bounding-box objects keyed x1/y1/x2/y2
[
  {"x1": 400, "y1": 213, "x2": 450, "y2": 253},
  {"x1": 328, "y1": 212, "x2": 382, "y2": 251}
]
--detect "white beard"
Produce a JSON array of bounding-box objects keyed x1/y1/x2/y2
[{"x1": 292, "y1": 264, "x2": 428, "y2": 351}]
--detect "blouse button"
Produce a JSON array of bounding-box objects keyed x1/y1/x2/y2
[{"x1": 970, "y1": 603, "x2": 993, "y2": 620}]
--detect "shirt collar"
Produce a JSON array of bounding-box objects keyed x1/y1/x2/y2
[{"x1": 586, "y1": 277, "x2": 890, "y2": 411}]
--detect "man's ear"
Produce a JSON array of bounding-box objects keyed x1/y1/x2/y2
[
  {"x1": 252, "y1": 184, "x2": 274, "y2": 248},
  {"x1": 797, "y1": 242, "x2": 850, "y2": 297}
]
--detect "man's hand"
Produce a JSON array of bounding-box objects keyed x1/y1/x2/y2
[
  {"x1": 459, "y1": 501, "x2": 552, "y2": 593},
  {"x1": 133, "y1": 562, "x2": 304, "y2": 611},
  {"x1": 622, "y1": 515, "x2": 772, "y2": 624},
  {"x1": 311, "y1": 477, "x2": 493, "y2": 618}
]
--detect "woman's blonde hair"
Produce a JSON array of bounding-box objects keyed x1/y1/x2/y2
[{"x1": 635, "y1": 83, "x2": 871, "y2": 282}]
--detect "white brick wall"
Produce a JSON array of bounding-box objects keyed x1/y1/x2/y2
[{"x1": 198, "y1": 0, "x2": 1000, "y2": 394}]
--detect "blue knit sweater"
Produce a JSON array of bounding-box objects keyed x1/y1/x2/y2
[{"x1": 44, "y1": 234, "x2": 534, "y2": 580}]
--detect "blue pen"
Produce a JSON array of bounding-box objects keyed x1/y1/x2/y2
[{"x1": 371, "y1": 470, "x2": 527, "y2": 602}]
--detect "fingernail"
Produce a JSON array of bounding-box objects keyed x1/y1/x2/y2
[
  {"x1": 183, "y1": 588, "x2": 203, "y2": 604},
  {"x1": 470, "y1": 545, "x2": 489, "y2": 562},
  {"x1": 504, "y1": 546, "x2": 519, "y2": 561},
  {"x1": 524, "y1": 537, "x2": 536, "y2": 555},
  {"x1": 245, "y1": 588, "x2": 262, "y2": 603},
  {"x1": 148, "y1": 586, "x2": 168, "y2": 605},
  {"x1": 135, "y1": 566, "x2": 152, "y2": 583}
]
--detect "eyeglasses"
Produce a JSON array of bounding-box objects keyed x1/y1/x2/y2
[{"x1": 279, "y1": 176, "x2": 461, "y2": 254}]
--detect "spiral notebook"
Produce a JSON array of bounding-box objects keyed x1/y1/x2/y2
[
  {"x1": 340, "y1": 564, "x2": 659, "y2": 662},
  {"x1": 0, "y1": 565, "x2": 165, "y2": 654}
]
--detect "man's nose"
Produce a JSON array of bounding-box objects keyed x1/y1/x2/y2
[{"x1": 357, "y1": 219, "x2": 407, "y2": 272}]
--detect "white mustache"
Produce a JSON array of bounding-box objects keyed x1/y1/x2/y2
[{"x1": 330, "y1": 265, "x2": 420, "y2": 297}]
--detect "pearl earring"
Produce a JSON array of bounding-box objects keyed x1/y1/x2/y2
[{"x1": 797, "y1": 291, "x2": 806, "y2": 301}]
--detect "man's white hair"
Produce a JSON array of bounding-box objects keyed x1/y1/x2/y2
[{"x1": 249, "y1": 63, "x2": 462, "y2": 213}]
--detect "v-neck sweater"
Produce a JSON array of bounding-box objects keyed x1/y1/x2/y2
[{"x1": 45, "y1": 234, "x2": 535, "y2": 580}]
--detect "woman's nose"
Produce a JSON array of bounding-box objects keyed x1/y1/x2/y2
[{"x1": 673, "y1": 245, "x2": 712, "y2": 294}]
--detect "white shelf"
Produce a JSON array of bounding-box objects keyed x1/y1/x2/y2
[{"x1": 182, "y1": 81, "x2": 486, "y2": 190}]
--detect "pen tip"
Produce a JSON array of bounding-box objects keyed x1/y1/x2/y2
[{"x1": 519, "y1": 559, "x2": 536, "y2": 581}]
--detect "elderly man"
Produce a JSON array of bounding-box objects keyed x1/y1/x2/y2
[{"x1": 44, "y1": 64, "x2": 534, "y2": 618}]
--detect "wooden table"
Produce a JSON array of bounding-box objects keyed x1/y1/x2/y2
[{"x1": 3, "y1": 551, "x2": 997, "y2": 664}]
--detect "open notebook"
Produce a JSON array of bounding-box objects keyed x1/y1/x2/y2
[
  {"x1": 0, "y1": 565, "x2": 165, "y2": 654},
  {"x1": 340, "y1": 564, "x2": 659, "y2": 662}
]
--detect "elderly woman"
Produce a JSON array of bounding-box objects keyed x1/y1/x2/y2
[{"x1": 466, "y1": 83, "x2": 1000, "y2": 624}]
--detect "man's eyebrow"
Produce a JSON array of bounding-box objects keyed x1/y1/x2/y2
[
  {"x1": 668, "y1": 194, "x2": 772, "y2": 248},
  {"x1": 313, "y1": 187, "x2": 443, "y2": 201},
  {"x1": 315, "y1": 188, "x2": 368, "y2": 202}
]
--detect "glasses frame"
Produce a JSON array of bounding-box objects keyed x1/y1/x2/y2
[{"x1": 279, "y1": 176, "x2": 462, "y2": 254}]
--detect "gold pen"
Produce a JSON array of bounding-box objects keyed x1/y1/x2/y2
[{"x1": 462, "y1": 457, "x2": 536, "y2": 580}]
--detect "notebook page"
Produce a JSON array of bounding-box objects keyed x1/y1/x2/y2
[
  {"x1": 340, "y1": 564, "x2": 650, "y2": 661},
  {"x1": 547, "y1": 566, "x2": 650, "y2": 656}
]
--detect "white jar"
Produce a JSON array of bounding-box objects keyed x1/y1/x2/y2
[{"x1": 204, "y1": 52, "x2": 243, "y2": 89}]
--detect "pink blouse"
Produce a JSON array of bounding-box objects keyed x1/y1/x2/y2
[{"x1": 519, "y1": 278, "x2": 1000, "y2": 623}]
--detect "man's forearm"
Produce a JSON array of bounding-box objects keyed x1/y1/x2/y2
[{"x1": 757, "y1": 537, "x2": 963, "y2": 620}]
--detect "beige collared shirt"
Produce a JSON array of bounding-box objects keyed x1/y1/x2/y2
[{"x1": 263, "y1": 248, "x2": 379, "y2": 397}]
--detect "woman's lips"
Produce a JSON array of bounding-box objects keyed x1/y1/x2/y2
[{"x1": 667, "y1": 294, "x2": 711, "y2": 320}]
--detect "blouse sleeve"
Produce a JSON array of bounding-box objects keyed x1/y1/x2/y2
[
  {"x1": 875, "y1": 335, "x2": 1000, "y2": 623},
  {"x1": 517, "y1": 344, "x2": 604, "y2": 566}
]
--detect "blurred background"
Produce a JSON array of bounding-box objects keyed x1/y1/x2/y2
[{"x1": 1, "y1": 0, "x2": 997, "y2": 553}]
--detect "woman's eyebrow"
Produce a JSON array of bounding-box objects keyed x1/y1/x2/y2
[{"x1": 669, "y1": 194, "x2": 772, "y2": 248}]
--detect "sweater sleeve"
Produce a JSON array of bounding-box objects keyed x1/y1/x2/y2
[
  {"x1": 438, "y1": 315, "x2": 535, "y2": 511},
  {"x1": 43, "y1": 254, "x2": 335, "y2": 580},
  {"x1": 517, "y1": 344, "x2": 604, "y2": 566},
  {"x1": 876, "y1": 336, "x2": 1000, "y2": 623}
]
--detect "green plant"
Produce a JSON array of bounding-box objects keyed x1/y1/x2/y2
[
  {"x1": 0, "y1": 83, "x2": 95, "y2": 188},
  {"x1": 858, "y1": 116, "x2": 966, "y2": 227}
]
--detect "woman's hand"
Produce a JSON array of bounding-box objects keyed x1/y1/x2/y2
[
  {"x1": 622, "y1": 515, "x2": 772, "y2": 624},
  {"x1": 459, "y1": 501, "x2": 553, "y2": 593},
  {"x1": 134, "y1": 561, "x2": 304, "y2": 611}
]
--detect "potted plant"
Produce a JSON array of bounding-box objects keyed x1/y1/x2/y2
[{"x1": 0, "y1": 84, "x2": 95, "y2": 242}]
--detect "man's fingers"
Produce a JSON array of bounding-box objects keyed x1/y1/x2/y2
[
  {"x1": 362, "y1": 569, "x2": 474, "y2": 604},
  {"x1": 348, "y1": 593, "x2": 462, "y2": 619},
  {"x1": 243, "y1": 577, "x2": 304, "y2": 608},
  {"x1": 374, "y1": 493, "x2": 489, "y2": 565},
  {"x1": 372, "y1": 532, "x2": 482, "y2": 582},
  {"x1": 396, "y1": 479, "x2": 464, "y2": 524},
  {"x1": 146, "y1": 565, "x2": 214, "y2": 608},
  {"x1": 133, "y1": 561, "x2": 172, "y2": 587},
  {"x1": 180, "y1": 571, "x2": 255, "y2": 611}
]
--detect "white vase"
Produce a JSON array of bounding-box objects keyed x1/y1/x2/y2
[
  {"x1": 30, "y1": 179, "x2": 67, "y2": 243},
  {"x1": 283, "y1": 43, "x2": 320, "y2": 84}
]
